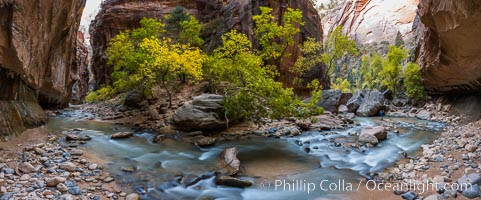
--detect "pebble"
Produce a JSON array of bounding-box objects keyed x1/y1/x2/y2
[
  {"x1": 57, "y1": 183, "x2": 68, "y2": 192},
  {"x1": 69, "y1": 149, "x2": 84, "y2": 156},
  {"x1": 125, "y1": 193, "x2": 141, "y2": 200},
  {"x1": 461, "y1": 184, "x2": 481, "y2": 198},
  {"x1": 47, "y1": 176, "x2": 67, "y2": 187},
  {"x1": 401, "y1": 191, "x2": 417, "y2": 200},
  {"x1": 88, "y1": 163, "x2": 98, "y2": 170},
  {"x1": 67, "y1": 186, "x2": 82, "y2": 195},
  {"x1": 2, "y1": 168, "x2": 14, "y2": 175},
  {"x1": 19, "y1": 174, "x2": 30, "y2": 181},
  {"x1": 103, "y1": 176, "x2": 115, "y2": 183}
]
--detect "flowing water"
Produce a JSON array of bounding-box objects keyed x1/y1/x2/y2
[{"x1": 46, "y1": 109, "x2": 445, "y2": 200}]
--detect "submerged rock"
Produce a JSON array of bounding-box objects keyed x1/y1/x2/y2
[
  {"x1": 215, "y1": 176, "x2": 252, "y2": 188},
  {"x1": 111, "y1": 132, "x2": 133, "y2": 139},
  {"x1": 170, "y1": 94, "x2": 226, "y2": 131},
  {"x1": 216, "y1": 147, "x2": 240, "y2": 176}
]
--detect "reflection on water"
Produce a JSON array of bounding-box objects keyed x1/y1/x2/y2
[{"x1": 46, "y1": 110, "x2": 444, "y2": 200}]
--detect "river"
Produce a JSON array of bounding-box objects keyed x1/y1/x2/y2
[{"x1": 45, "y1": 108, "x2": 444, "y2": 200}]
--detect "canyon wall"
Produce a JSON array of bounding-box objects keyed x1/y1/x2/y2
[
  {"x1": 0, "y1": 0, "x2": 85, "y2": 140},
  {"x1": 319, "y1": 0, "x2": 419, "y2": 46},
  {"x1": 71, "y1": 31, "x2": 90, "y2": 104},
  {"x1": 89, "y1": 0, "x2": 324, "y2": 89},
  {"x1": 416, "y1": 0, "x2": 481, "y2": 95}
]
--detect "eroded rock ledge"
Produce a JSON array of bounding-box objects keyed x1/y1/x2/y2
[{"x1": 416, "y1": 0, "x2": 481, "y2": 95}]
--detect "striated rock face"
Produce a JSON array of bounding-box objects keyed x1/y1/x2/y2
[
  {"x1": 71, "y1": 31, "x2": 90, "y2": 104},
  {"x1": 0, "y1": 1, "x2": 85, "y2": 139},
  {"x1": 90, "y1": 0, "x2": 324, "y2": 89},
  {"x1": 319, "y1": 0, "x2": 419, "y2": 46},
  {"x1": 416, "y1": 0, "x2": 481, "y2": 95}
]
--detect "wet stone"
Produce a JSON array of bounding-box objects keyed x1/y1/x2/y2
[{"x1": 67, "y1": 186, "x2": 82, "y2": 195}]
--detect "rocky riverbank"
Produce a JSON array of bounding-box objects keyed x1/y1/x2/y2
[
  {"x1": 373, "y1": 118, "x2": 481, "y2": 199},
  {"x1": 0, "y1": 128, "x2": 139, "y2": 200}
]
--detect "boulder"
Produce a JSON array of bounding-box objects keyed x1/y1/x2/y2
[
  {"x1": 170, "y1": 94, "x2": 226, "y2": 131},
  {"x1": 111, "y1": 132, "x2": 133, "y2": 139},
  {"x1": 347, "y1": 90, "x2": 386, "y2": 116},
  {"x1": 356, "y1": 91, "x2": 385, "y2": 117},
  {"x1": 359, "y1": 126, "x2": 387, "y2": 145},
  {"x1": 195, "y1": 137, "x2": 216, "y2": 147},
  {"x1": 346, "y1": 92, "x2": 363, "y2": 113},
  {"x1": 416, "y1": 110, "x2": 432, "y2": 120},
  {"x1": 216, "y1": 147, "x2": 240, "y2": 176},
  {"x1": 361, "y1": 126, "x2": 387, "y2": 140},
  {"x1": 215, "y1": 176, "x2": 252, "y2": 188},
  {"x1": 315, "y1": 90, "x2": 352, "y2": 113},
  {"x1": 359, "y1": 132, "x2": 379, "y2": 145},
  {"x1": 338, "y1": 105, "x2": 349, "y2": 113},
  {"x1": 123, "y1": 90, "x2": 145, "y2": 108}
]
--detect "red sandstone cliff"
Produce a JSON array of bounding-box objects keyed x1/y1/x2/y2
[{"x1": 0, "y1": 0, "x2": 85, "y2": 139}]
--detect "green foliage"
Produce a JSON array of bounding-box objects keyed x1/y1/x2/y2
[
  {"x1": 292, "y1": 37, "x2": 323, "y2": 86},
  {"x1": 138, "y1": 37, "x2": 205, "y2": 106},
  {"x1": 164, "y1": 6, "x2": 189, "y2": 35},
  {"x1": 403, "y1": 63, "x2": 426, "y2": 99},
  {"x1": 331, "y1": 77, "x2": 351, "y2": 93},
  {"x1": 253, "y1": 6, "x2": 304, "y2": 64},
  {"x1": 358, "y1": 53, "x2": 382, "y2": 90},
  {"x1": 395, "y1": 31, "x2": 405, "y2": 47},
  {"x1": 380, "y1": 46, "x2": 407, "y2": 96},
  {"x1": 353, "y1": 45, "x2": 426, "y2": 99},
  {"x1": 164, "y1": 6, "x2": 203, "y2": 47},
  {"x1": 179, "y1": 16, "x2": 204, "y2": 47},
  {"x1": 205, "y1": 30, "x2": 322, "y2": 121},
  {"x1": 85, "y1": 86, "x2": 115, "y2": 103},
  {"x1": 98, "y1": 7, "x2": 326, "y2": 122},
  {"x1": 321, "y1": 26, "x2": 358, "y2": 86},
  {"x1": 105, "y1": 17, "x2": 204, "y2": 107}
]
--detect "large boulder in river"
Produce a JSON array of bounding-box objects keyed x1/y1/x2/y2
[
  {"x1": 170, "y1": 94, "x2": 226, "y2": 131},
  {"x1": 359, "y1": 126, "x2": 387, "y2": 145},
  {"x1": 347, "y1": 90, "x2": 385, "y2": 117},
  {"x1": 216, "y1": 147, "x2": 240, "y2": 176},
  {"x1": 315, "y1": 90, "x2": 352, "y2": 113}
]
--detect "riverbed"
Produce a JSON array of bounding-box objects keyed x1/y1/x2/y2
[{"x1": 45, "y1": 108, "x2": 444, "y2": 200}]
